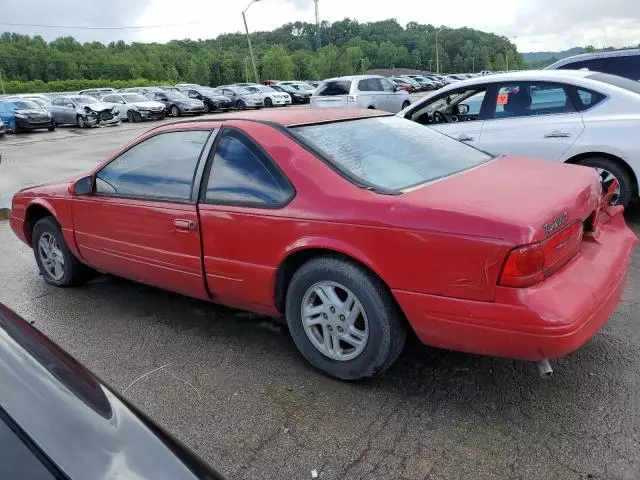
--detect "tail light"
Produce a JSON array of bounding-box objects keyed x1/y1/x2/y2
[
  {"x1": 347, "y1": 95, "x2": 358, "y2": 102},
  {"x1": 499, "y1": 222, "x2": 584, "y2": 288}
]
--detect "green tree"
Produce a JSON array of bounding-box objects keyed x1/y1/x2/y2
[{"x1": 261, "y1": 45, "x2": 294, "y2": 80}]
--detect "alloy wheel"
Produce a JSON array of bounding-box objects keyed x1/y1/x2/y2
[
  {"x1": 596, "y1": 167, "x2": 621, "y2": 205},
  {"x1": 300, "y1": 281, "x2": 369, "y2": 361},
  {"x1": 38, "y1": 233, "x2": 65, "y2": 281}
]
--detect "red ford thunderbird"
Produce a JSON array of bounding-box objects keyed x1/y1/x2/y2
[{"x1": 9, "y1": 109, "x2": 637, "y2": 380}]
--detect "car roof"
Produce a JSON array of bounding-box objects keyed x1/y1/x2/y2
[
  {"x1": 438, "y1": 69, "x2": 593, "y2": 88},
  {"x1": 322, "y1": 75, "x2": 382, "y2": 82},
  {"x1": 152, "y1": 108, "x2": 390, "y2": 132},
  {"x1": 547, "y1": 48, "x2": 640, "y2": 68}
]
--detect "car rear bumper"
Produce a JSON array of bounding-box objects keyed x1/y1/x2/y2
[{"x1": 393, "y1": 207, "x2": 637, "y2": 361}]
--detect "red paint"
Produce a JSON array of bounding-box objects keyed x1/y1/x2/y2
[{"x1": 9, "y1": 109, "x2": 637, "y2": 362}]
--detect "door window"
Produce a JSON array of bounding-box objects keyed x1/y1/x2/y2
[
  {"x1": 409, "y1": 87, "x2": 487, "y2": 125},
  {"x1": 380, "y1": 78, "x2": 395, "y2": 93},
  {"x1": 95, "y1": 130, "x2": 210, "y2": 201},
  {"x1": 204, "y1": 129, "x2": 293, "y2": 207},
  {"x1": 492, "y1": 83, "x2": 574, "y2": 119},
  {"x1": 358, "y1": 78, "x2": 383, "y2": 92}
]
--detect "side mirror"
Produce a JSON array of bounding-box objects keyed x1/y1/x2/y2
[
  {"x1": 392, "y1": 85, "x2": 398, "y2": 92},
  {"x1": 457, "y1": 104, "x2": 470, "y2": 115},
  {"x1": 73, "y1": 176, "x2": 93, "y2": 196}
]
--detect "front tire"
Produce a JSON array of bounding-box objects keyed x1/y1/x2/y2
[
  {"x1": 577, "y1": 157, "x2": 632, "y2": 206},
  {"x1": 32, "y1": 217, "x2": 92, "y2": 287},
  {"x1": 76, "y1": 115, "x2": 86, "y2": 128},
  {"x1": 47, "y1": 125, "x2": 55, "y2": 132},
  {"x1": 264, "y1": 97, "x2": 273, "y2": 108},
  {"x1": 285, "y1": 256, "x2": 406, "y2": 380},
  {"x1": 170, "y1": 105, "x2": 180, "y2": 117}
]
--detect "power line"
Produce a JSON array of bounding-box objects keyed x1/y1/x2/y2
[{"x1": 0, "y1": 21, "x2": 203, "y2": 30}]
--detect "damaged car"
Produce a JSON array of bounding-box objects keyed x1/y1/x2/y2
[
  {"x1": 103, "y1": 93, "x2": 166, "y2": 122},
  {"x1": 46, "y1": 95, "x2": 121, "y2": 128},
  {"x1": 0, "y1": 98, "x2": 55, "y2": 132}
]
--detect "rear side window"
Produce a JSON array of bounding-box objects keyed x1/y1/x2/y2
[
  {"x1": 492, "y1": 82, "x2": 573, "y2": 118},
  {"x1": 204, "y1": 129, "x2": 293, "y2": 207},
  {"x1": 599, "y1": 55, "x2": 640, "y2": 80},
  {"x1": 315, "y1": 81, "x2": 352, "y2": 96},
  {"x1": 573, "y1": 88, "x2": 607, "y2": 111},
  {"x1": 358, "y1": 78, "x2": 383, "y2": 92},
  {"x1": 95, "y1": 130, "x2": 210, "y2": 201},
  {"x1": 0, "y1": 415, "x2": 57, "y2": 480}
]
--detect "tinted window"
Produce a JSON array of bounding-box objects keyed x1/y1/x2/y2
[
  {"x1": 316, "y1": 80, "x2": 352, "y2": 96},
  {"x1": 96, "y1": 130, "x2": 210, "y2": 200},
  {"x1": 587, "y1": 72, "x2": 640, "y2": 95},
  {"x1": 205, "y1": 130, "x2": 292, "y2": 207},
  {"x1": 492, "y1": 83, "x2": 573, "y2": 118},
  {"x1": 380, "y1": 78, "x2": 395, "y2": 93},
  {"x1": 358, "y1": 78, "x2": 383, "y2": 92},
  {"x1": 573, "y1": 87, "x2": 607, "y2": 111},
  {"x1": 600, "y1": 55, "x2": 640, "y2": 80},
  {"x1": 293, "y1": 116, "x2": 490, "y2": 191},
  {"x1": 0, "y1": 417, "x2": 56, "y2": 480}
]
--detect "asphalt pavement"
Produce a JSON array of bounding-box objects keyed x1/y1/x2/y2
[{"x1": 1, "y1": 110, "x2": 640, "y2": 480}]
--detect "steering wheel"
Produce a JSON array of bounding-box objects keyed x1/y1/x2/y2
[{"x1": 432, "y1": 111, "x2": 449, "y2": 124}]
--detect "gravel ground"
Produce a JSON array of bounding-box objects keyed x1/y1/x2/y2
[{"x1": 1, "y1": 107, "x2": 639, "y2": 480}]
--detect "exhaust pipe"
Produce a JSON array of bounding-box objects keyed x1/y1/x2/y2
[{"x1": 535, "y1": 360, "x2": 553, "y2": 378}]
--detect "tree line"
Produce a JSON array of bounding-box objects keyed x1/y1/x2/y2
[{"x1": 0, "y1": 19, "x2": 524, "y2": 93}]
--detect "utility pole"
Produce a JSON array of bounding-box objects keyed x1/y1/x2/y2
[
  {"x1": 244, "y1": 57, "x2": 249, "y2": 82},
  {"x1": 314, "y1": 0, "x2": 321, "y2": 50},
  {"x1": 0, "y1": 70, "x2": 5, "y2": 95},
  {"x1": 472, "y1": 57, "x2": 475, "y2": 73},
  {"x1": 435, "y1": 27, "x2": 444, "y2": 74},
  {"x1": 506, "y1": 49, "x2": 509, "y2": 71},
  {"x1": 242, "y1": 0, "x2": 261, "y2": 83}
]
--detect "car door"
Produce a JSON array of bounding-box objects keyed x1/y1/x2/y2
[
  {"x1": 197, "y1": 125, "x2": 295, "y2": 314},
  {"x1": 61, "y1": 98, "x2": 77, "y2": 124},
  {"x1": 478, "y1": 81, "x2": 585, "y2": 162},
  {"x1": 47, "y1": 98, "x2": 64, "y2": 123},
  {"x1": 406, "y1": 86, "x2": 490, "y2": 148},
  {"x1": 380, "y1": 77, "x2": 402, "y2": 112},
  {"x1": 72, "y1": 129, "x2": 215, "y2": 300}
]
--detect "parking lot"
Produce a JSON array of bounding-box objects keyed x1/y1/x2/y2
[{"x1": 1, "y1": 112, "x2": 640, "y2": 479}]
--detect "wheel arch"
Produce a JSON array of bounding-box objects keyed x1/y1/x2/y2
[
  {"x1": 23, "y1": 201, "x2": 57, "y2": 246},
  {"x1": 273, "y1": 245, "x2": 399, "y2": 318},
  {"x1": 565, "y1": 151, "x2": 638, "y2": 196}
]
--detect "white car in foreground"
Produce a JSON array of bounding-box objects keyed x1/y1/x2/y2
[{"x1": 398, "y1": 70, "x2": 640, "y2": 205}]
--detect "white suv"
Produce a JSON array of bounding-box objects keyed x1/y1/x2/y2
[{"x1": 311, "y1": 75, "x2": 411, "y2": 113}]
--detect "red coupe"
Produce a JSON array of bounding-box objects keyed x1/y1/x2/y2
[{"x1": 10, "y1": 109, "x2": 637, "y2": 380}]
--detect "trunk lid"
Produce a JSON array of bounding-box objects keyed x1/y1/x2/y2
[{"x1": 397, "y1": 156, "x2": 601, "y2": 245}]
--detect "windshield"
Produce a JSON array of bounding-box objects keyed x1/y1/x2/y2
[
  {"x1": 8, "y1": 99, "x2": 40, "y2": 109},
  {"x1": 292, "y1": 116, "x2": 490, "y2": 191},
  {"x1": 588, "y1": 72, "x2": 640, "y2": 95},
  {"x1": 300, "y1": 83, "x2": 315, "y2": 90},
  {"x1": 230, "y1": 87, "x2": 251, "y2": 95},
  {"x1": 260, "y1": 86, "x2": 276, "y2": 92},
  {"x1": 245, "y1": 86, "x2": 261, "y2": 93},
  {"x1": 71, "y1": 96, "x2": 98, "y2": 104},
  {"x1": 122, "y1": 94, "x2": 148, "y2": 103}
]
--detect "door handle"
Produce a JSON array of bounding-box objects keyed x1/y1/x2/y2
[
  {"x1": 544, "y1": 131, "x2": 572, "y2": 138},
  {"x1": 173, "y1": 219, "x2": 196, "y2": 232},
  {"x1": 457, "y1": 135, "x2": 474, "y2": 142}
]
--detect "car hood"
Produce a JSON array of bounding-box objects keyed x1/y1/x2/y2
[
  {"x1": 130, "y1": 101, "x2": 165, "y2": 109},
  {"x1": 15, "y1": 108, "x2": 50, "y2": 116},
  {"x1": 393, "y1": 155, "x2": 601, "y2": 245},
  {"x1": 79, "y1": 101, "x2": 115, "y2": 111}
]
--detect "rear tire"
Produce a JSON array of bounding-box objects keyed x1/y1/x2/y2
[
  {"x1": 127, "y1": 110, "x2": 135, "y2": 122},
  {"x1": 47, "y1": 125, "x2": 55, "y2": 132},
  {"x1": 401, "y1": 100, "x2": 411, "y2": 110},
  {"x1": 576, "y1": 157, "x2": 632, "y2": 206},
  {"x1": 32, "y1": 217, "x2": 93, "y2": 287},
  {"x1": 285, "y1": 256, "x2": 406, "y2": 380}
]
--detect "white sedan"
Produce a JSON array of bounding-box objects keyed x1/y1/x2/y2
[
  {"x1": 102, "y1": 92, "x2": 166, "y2": 122},
  {"x1": 398, "y1": 70, "x2": 640, "y2": 206}
]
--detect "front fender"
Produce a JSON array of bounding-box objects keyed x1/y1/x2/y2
[{"x1": 25, "y1": 198, "x2": 83, "y2": 260}]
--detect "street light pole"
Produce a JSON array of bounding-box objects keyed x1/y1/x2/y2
[
  {"x1": 435, "y1": 27, "x2": 444, "y2": 74},
  {"x1": 242, "y1": 0, "x2": 260, "y2": 83}
]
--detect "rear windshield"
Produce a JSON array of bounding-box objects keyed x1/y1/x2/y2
[
  {"x1": 587, "y1": 72, "x2": 640, "y2": 95},
  {"x1": 7, "y1": 99, "x2": 39, "y2": 109},
  {"x1": 292, "y1": 116, "x2": 491, "y2": 191},
  {"x1": 315, "y1": 80, "x2": 352, "y2": 96}
]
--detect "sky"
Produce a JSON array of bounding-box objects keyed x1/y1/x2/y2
[{"x1": 1, "y1": 0, "x2": 639, "y2": 52}]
